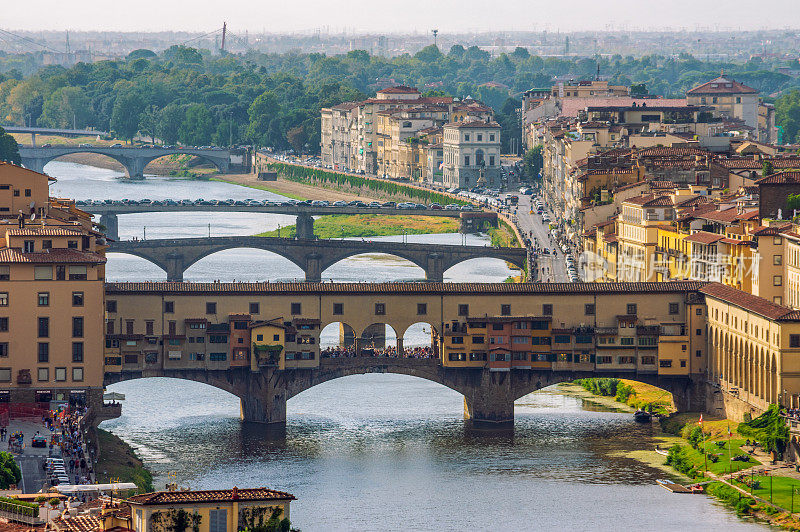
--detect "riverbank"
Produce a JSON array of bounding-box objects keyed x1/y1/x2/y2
[
  {"x1": 255, "y1": 214, "x2": 460, "y2": 239},
  {"x1": 93, "y1": 428, "x2": 153, "y2": 493}
]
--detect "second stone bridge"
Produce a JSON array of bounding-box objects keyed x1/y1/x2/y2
[{"x1": 108, "y1": 236, "x2": 529, "y2": 282}]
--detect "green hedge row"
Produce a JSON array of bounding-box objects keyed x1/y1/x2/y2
[
  {"x1": 0, "y1": 496, "x2": 40, "y2": 517},
  {"x1": 267, "y1": 163, "x2": 469, "y2": 206}
]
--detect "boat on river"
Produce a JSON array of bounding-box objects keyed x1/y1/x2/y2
[{"x1": 634, "y1": 409, "x2": 652, "y2": 422}]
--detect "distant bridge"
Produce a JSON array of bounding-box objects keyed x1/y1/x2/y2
[
  {"x1": 107, "y1": 235, "x2": 529, "y2": 282},
  {"x1": 84, "y1": 203, "x2": 475, "y2": 241},
  {"x1": 18, "y1": 146, "x2": 231, "y2": 178},
  {"x1": 3, "y1": 126, "x2": 110, "y2": 144}
]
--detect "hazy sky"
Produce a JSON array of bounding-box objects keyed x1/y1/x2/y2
[{"x1": 6, "y1": 0, "x2": 800, "y2": 33}]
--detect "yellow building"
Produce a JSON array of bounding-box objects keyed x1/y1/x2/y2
[
  {"x1": 127, "y1": 487, "x2": 295, "y2": 532},
  {"x1": 250, "y1": 318, "x2": 285, "y2": 370},
  {"x1": 0, "y1": 163, "x2": 107, "y2": 407}
]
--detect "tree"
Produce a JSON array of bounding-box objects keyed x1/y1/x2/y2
[
  {"x1": 178, "y1": 104, "x2": 213, "y2": 146},
  {"x1": 138, "y1": 105, "x2": 160, "y2": 145},
  {"x1": 0, "y1": 451, "x2": 21, "y2": 489},
  {"x1": 0, "y1": 127, "x2": 20, "y2": 165},
  {"x1": 110, "y1": 92, "x2": 144, "y2": 143},
  {"x1": 414, "y1": 45, "x2": 443, "y2": 63},
  {"x1": 763, "y1": 160, "x2": 775, "y2": 178},
  {"x1": 157, "y1": 104, "x2": 185, "y2": 145},
  {"x1": 247, "y1": 91, "x2": 280, "y2": 148},
  {"x1": 286, "y1": 125, "x2": 307, "y2": 154},
  {"x1": 523, "y1": 146, "x2": 543, "y2": 180},
  {"x1": 630, "y1": 83, "x2": 648, "y2": 97},
  {"x1": 39, "y1": 86, "x2": 92, "y2": 129}
]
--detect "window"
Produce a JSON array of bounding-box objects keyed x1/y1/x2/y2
[
  {"x1": 0, "y1": 343, "x2": 6, "y2": 357},
  {"x1": 464, "y1": 134, "x2": 470, "y2": 141},
  {"x1": 774, "y1": 236, "x2": 783, "y2": 245},
  {"x1": 489, "y1": 134, "x2": 495, "y2": 141},
  {"x1": 37, "y1": 342, "x2": 49, "y2": 362},
  {"x1": 696, "y1": 308, "x2": 702, "y2": 316},
  {"x1": 680, "y1": 360, "x2": 687, "y2": 368},
  {"x1": 492, "y1": 323, "x2": 504, "y2": 331},
  {"x1": 72, "y1": 317, "x2": 84, "y2": 338},
  {"x1": 543, "y1": 304, "x2": 553, "y2": 316},
  {"x1": 620, "y1": 337, "x2": 635, "y2": 346},
  {"x1": 638, "y1": 337, "x2": 657, "y2": 346},
  {"x1": 146, "y1": 321, "x2": 154, "y2": 335},
  {"x1": 696, "y1": 349, "x2": 702, "y2": 358},
  {"x1": 477, "y1": 134, "x2": 483, "y2": 141},
  {"x1": 585, "y1": 304, "x2": 595, "y2": 315},
  {"x1": 68, "y1": 265, "x2": 86, "y2": 280},
  {"x1": 417, "y1": 303, "x2": 427, "y2": 315},
  {"x1": 209, "y1": 335, "x2": 228, "y2": 344},
  {"x1": 38, "y1": 317, "x2": 49, "y2": 338},
  {"x1": 24, "y1": 188, "x2": 30, "y2": 197},
  {"x1": 696, "y1": 328, "x2": 702, "y2": 336},
  {"x1": 375, "y1": 303, "x2": 386, "y2": 315},
  {"x1": 0, "y1": 369, "x2": 9, "y2": 382},
  {"x1": 34, "y1": 266, "x2": 52, "y2": 280},
  {"x1": 774, "y1": 275, "x2": 783, "y2": 287},
  {"x1": 0, "y1": 293, "x2": 8, "y2": 307},
  {"x1": 472, "y1": 335, "x2": 485, "y2": 344},
  {"x1": 106, "y1": 300, "x2": 117, "y2": 313},
  {"x1": 67, "y1": 240, "x2": 78, "y2": 249},
  {"x1": 23, "y1": 240, "x2": 34, "y2": 253},
  {"x1": 451, "y1": 336, "x2": 464, "y2": 344},
  {"x1": 458, "y1": 304, "x2": 469, "y2": 316},
  {"x1": 38, "y1": 292, "x2": 49, "y2": 306},
  {"x1": 791, "y1": 335, "x2": 800, "y2": 348},
  {"x1": 291, "y1": 302, "x2": 302, "y2": 315},
  {"x1": 37, "y1": 368, "x2": 48, "y2": 382},
  {"x1": 72, "y1": 292, "x2": 84, "y2": 306},
  {"x1": 72, "y1": 342, "x2": 84, "y2": 363},
  {"x1": 596, "y1": 356, "x2": 612, "y2": 364},
  {"x1": 512, "y1": 336, "x2": 529, "y2": 344},
  {"x1": 659, "y1": 360, "x2": 673, "y2": 368},
  {"x1": 210, "y1": 352, "x2": 227, "y2": 362},
  {"x1": 489, "y1": 156, "x2": 495, "y2": 166},
  {"x1": 669, "y1": 303, "x2": 679, "y2": 315},
  {"x1": 249, "y1": 302, "x2": 260, "y2": 314},
  {"x1": 0, "y1": 318, "x2": 7, "y2": 332},
  {"x1": 0, "y1": 266, "x2": 8, "y2": 281},
  {"x1": 774, "y1": 255, "x2": 783, "y2": 265},
  {"x1": 206, "y1": 302, "x2": 217, "y2": 314},
  {"x1": 501, "y1": 304, "x2": 511, "y2": 316},
  {"x1": 164, "y1": 301, "x2": 174, "y2": 313},
  {"x1": 72, "y1": 367, "x2": 83, "y2": 382},
  {"x1": 42, "y1": 240, "x2": 52, "y2": 250},
  {"x1": 333, "y1": 303, "x2": 344, "y2": 315},
  {"x1": 464, "y1": 155, "x2": 470, "y2": 166},
  {"x1": 234, "y1": 321, "x2": 248, "y2": 330},
  {"x1": 106, "y1": 320, "x2": 114, "y2": 335},
  {"x1": 56, "y1": 266, "x2": 65, "y2": 280},
  {"x1": 627, "y1": 303, "x2": 637, "y2": 315}
]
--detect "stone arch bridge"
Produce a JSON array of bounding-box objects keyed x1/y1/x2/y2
[
  {"x1": 18, "y1": 146, "x2": 231, "y2": 178},
  {"x1": 107, "y1": 236, "x2": 529, "y2": 282},
  {"x1": 103, "y1": 360, "x2": 704, "y2": 428}
]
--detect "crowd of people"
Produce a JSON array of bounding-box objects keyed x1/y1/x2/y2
[
  {"x1": 782, "y1": 408, "x2": 800, "y2": 420},
  {"x1": 44, "y1": 406, "x2": 95, "y2": 487},
  {"x1": 321, "y1": 345, "x2": 436, "y2": 359}
]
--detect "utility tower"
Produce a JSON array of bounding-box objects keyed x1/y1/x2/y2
[
  {"x1": 221, "y1": 22, "x2": 227, "y2": 52},
  {"x1": 432, "y1": 29, "x2": 439, "y2": 48}
]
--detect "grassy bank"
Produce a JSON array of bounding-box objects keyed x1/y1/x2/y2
[
  {"x1": 256, "y1": 214, "x2": 460, "y2": 239},
  {"x1": 94, "y1": 428, "x2": 154, "y2": 493},
  {"x1": 487, "y1": 220, "x2": 519, "y2": 248},
  {"x1": 572, "y1": 377, "x2": 675, "y2": 415},
  {"x1": 210, "y1": 177, "x2": 309, "y2": 200}
]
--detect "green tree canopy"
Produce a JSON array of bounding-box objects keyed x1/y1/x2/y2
[{"x1": 0, "y1": 127, "x2": 20, "y2": 165}]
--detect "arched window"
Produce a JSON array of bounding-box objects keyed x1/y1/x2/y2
[{"x1": 475, "y1": 149, "x2": 485, "y2": 165}]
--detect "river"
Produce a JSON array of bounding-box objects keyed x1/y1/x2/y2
[{"x1": 47, "y1": 161, "x2": 764, "y2": 531}]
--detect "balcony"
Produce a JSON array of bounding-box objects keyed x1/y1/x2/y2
[{"x1": 16, "y1": 370, "x2": 31, "y2": 385}]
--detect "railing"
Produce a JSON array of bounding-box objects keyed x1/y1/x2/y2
[{"x1": 0, "y1": 508, "x2": 44, "y2": 526}]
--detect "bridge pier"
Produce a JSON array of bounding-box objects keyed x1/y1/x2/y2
[
  {"x1": 296, "y1": 214, "x2": 315, "y2": 240},
  {"x1": 425, "y1": 253, "x2": 445, "y2": 283},
  {"x1": 123, "y1": 157, "x2": 147, "y2": 179},
  {"x1": 304, "y1": 253, "x2": 322, "y2": 282},
  {"x1": 165, "y1": 253, "x2": 185, "y2": 282},
  {"x1": 239, "y1": 370, "x2": 287, "y2": 425},
  {"x1": 462, "y1": 371, "x2": 516, "y2": 427},
  {"x1": 21, "y1": 157, "x2": 46, "y2": 174},
  {"x1": 99, "y1": 213, "x2": 119, "y2": 241}
]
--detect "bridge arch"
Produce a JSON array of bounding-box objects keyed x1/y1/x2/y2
[
  {"x1": 140, "y1": 153, "x2": 228, "y2": 175},
  {"x1": 43, "y1": 151, "x2": 131, "y2": 175},
  {"x1": 320, "y1": 251, "x2": 427, "y2": 280},
  {"x1": 442, "y1": 256, "x2": 523, "y2": 281},
  {"x1": 182, "y1": 248, "x2": 306, "y2": 282}
]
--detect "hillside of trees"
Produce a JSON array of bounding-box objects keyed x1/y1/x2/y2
[{"x1": 2, "y1": 45, "x2": 800, "y2": 153}]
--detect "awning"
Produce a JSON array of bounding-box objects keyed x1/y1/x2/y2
[
  {"x1": 55, "y1": 482, "x2": 137, "y2": 494},
  {"x1": 103, "y1": 392, "x2": 125, "y2": 401}
]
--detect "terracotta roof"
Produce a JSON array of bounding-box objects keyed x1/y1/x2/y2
[
  {"x1": 684, "y1": 232, "x2": 725, "y2": 244},
  {"x1": 7, "y1": 226, "x2": 83, "y2": 236},
  {"x1": 106, "y1": 281, "x2": 707, "y2": 296},
  {"x1": 751, "y1": 224, "x2": 792, "y2": 236},
  {"x1": 445, "y1": 120, "x2": 501, "y2": 129},
  {"x1": 559, "y1": 97, "x2": 688, "y2": 117},
  {"x1": 624, "y1": 194, "x2": 674, "y2": 207},
  {"x1": 637, "y1": 147, "x2": 712, "y2": 157},
  {"x1": 686, "y1": 76, "x2": 758, "y2": 95},
  {"x1": 754, "y1": 171, "x2": 800, "y2": 185},
  {"x1": 697, "y1": 207, "x2": 750, "y2": 224},
  {"x1": 0, "y1": 161, "x2": 57, "y2": 181},
  {"x1": 0, "y1": 248, "x2": 105, "y2": 264},
  {"x1": 126, "y1": 487, "x2": 295, "y2": 506},
  {"x1": 377, "y1": 86, "x2": 420, "y2": 94},
  {"x1": 52, "y1": 515, "x2": 102, "y2": 532},
  {"x1": 716, "y1": 158, "x2": 800, "y2": 170},
  {"x1": 701, "y1": 283, "x2": 800, "y2": 321},
  {"x1": 649, "y1": 180, "x2": 676, "y2": 189}
]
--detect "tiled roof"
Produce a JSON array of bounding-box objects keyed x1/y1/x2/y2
[
  {"x1": 696, "y1": 207, "x2": 751, "y2": 224},
  {"x1": 0, "y1": 248, "x2": 106, "y2": 264},
  {"x1": 686, "y1": 76, "x2": 758, "y2": 95},
  {"x1": 751, "y1": 224, "x2": 792, "y2": 236},
  {"x1": 754, "y1": 171, "x2": 800, "y2": 185},
  {"x1": 701, "y1": 283, "x2": 800, "y2": 321},
  {"x1": 126, "y1": 487, "x2": 295, "y2": 505},
  {"x1": 445, "y1": 120, "x2": 501, "y2": 129},
  {"x1": 637, "y1": 147, "x2": 712, "y2": 157},
  {"x1": 624, "y1": 194, "x2": 673, "y2": 207},
  {"x1": 649, "y1": 180, "x2": 676, "y2": 189},
  {"x1": 377, "y1": 86, "x2": 420, "y2": 94},
  {"x1": 7, "y1": 226, "x2": 83, "y2": 236},
  {"x1": 52, "y1": 514, "x2": 102, "y2": 532},
  {"x1": 684, "y1": 232, "x2": 725, "y2": 244},
  {"x1": 106, "y1": 281, "x2": 706, "y2": 295},
  {"x1": 559, "y1": 97, "x2": 688, "y2": 117},
  {"x1": 716, "y1": 158, "x2": 800, "y2": 170}
]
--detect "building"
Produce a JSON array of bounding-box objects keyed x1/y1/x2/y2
[
  {"x1": 442, "y1": 120, "x2": 502, "y2": 189},
  {"x1": 0, "y1": 163, "x2": 107, "y2": 408},
  {"x1": 686, "y1": 75, "x2": 759, "y2": 131}
]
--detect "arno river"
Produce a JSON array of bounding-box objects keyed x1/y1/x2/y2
[{"x1": 49, "y1": 161, "x2": 763, "y2": 531}]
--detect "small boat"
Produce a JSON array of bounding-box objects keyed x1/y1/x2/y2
[
  {"x1": 656, "y1": 479, "x2": 693, "y2": 494},
  {"x1": 634, "y1": 409, "x2": 652, "y2": 422}
]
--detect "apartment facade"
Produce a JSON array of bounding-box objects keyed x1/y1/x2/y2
[
  {"x1": 442, "y1": 121, "x2": 502, "y2": 189},
  {"x1": 686, "y1": 75, "x2": 759, "y2": 131}
]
